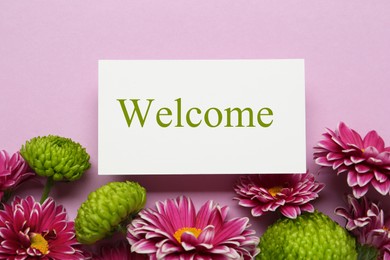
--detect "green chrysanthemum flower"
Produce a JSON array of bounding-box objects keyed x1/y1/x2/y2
[
  {"x1": 20, "y1": 135, "x2": 90, "y2": 182},
  {"x1": 257, "y1": 211, "x2": 357, "y2": 260},
  {"x1": 75, "y1": 181, "x2": 146, "y2": 244}
]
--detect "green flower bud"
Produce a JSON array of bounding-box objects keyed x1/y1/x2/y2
[
  {"x1": 257, "y1": 211, "x2": 357, "y2": 260},
  {"x1": 20, "y1": 135, "x2": 91, "y2": 181},
  {"x1": 75, "y1": 181, "x2": 146, "y2": 244}
]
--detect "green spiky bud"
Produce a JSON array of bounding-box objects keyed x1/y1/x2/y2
[
  {"x1": 75, "y1": 181, "x2": 146, "y2": 244},
  {"x1": 257, "y1": 211, "x2": 357, "y2": 260},
  {"x1": 20, "y1": 135, "x2": 90, "y2": 181}
]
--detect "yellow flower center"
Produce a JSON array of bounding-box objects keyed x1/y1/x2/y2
[
  {"x1": 173, "y1": 227, "x2": 202, "y2": 243},
  {"x1": 268, "y1": 186, "x2": 283, "y2": 197},
  {"x1": 361, "y1": 148, "x2": 365, "y2": 153},
  {"x1": 30, "y1": 233, "x2": 49, "y2": 255}
]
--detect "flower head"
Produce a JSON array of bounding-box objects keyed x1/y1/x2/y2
[
  {"x1": 314, "y1": 122, "x2": 390, "y2": 198},
  {"x1": 258, "y1": 211, "x2": 357, "y2": 259},
  {"x1": 0, "y1": 196, "x2": 85, "y2": 259},
  {"x1": 335, "y1": 194, "x2": 390, "y2": 259},
  {"x1": 127, "y1": 196, "x2": 259, "y2": 259},
  {"x1": 94, "y1": 240, "x2": 146, "y2": 260},
  {"x1": 0, "y1": 150, "x2": 33, "y2": 201},
  {"x1": 20, "y1": 135, "x2": 91, "y2": 182},
  {"x1": 75, "y1": 181, "x2": 146, "y2": 244},
  {"x1": 234, "y1": 173, "x2": 324, "y2": 219}
]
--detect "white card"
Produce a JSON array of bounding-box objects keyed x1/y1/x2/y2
[{"x1": 98, "y1": 60, "x2": 306, "y2": 174}]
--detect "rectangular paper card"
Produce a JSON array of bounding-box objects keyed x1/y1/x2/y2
[{"x1": 98, "y1": 59, "x2": 306, "y2": 174}]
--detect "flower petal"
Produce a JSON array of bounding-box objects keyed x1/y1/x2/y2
[
  {"x1": 198, "y1": 225, "x2": 215, "y2": 244},
  {"x1": 371, "y1": 180, "x2": 390, "y2": 195},
  {"x1": 280, "y1": 205, "x2": 300, "y2": 219},
  {"x1": 352, "y1": 186, "x2": 369, "y2": 198},
  {"x1": 131, "y1": 239, "x2": 157, "y2": 254},
  {"x1": 356, "y1": 173, "x2": 373, "y2": 187},
  {"x1": 338, "y1": 122, "x2": 364, "y2": 149},
  {"x1": 347, "y1": 171, "x2": 358, "y2": 187},
  {"x1": 363, "y1": 130, "x2": 385, "y2": 151},
  {"x1": 374, "y1": 170, "x2": 388, "y2": 183}
]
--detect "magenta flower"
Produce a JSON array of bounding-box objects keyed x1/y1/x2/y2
[
  {"x1": 94, "y1": 241, "x2": 146, "y2": 260},
  {"x1": 335, "y1": 194, "x2": 390, "y2": 259},
  {"x1": 0, "y1": 150, "x2": 33, "y2": 201},
  {"x1": 234, "y1": 173, "x2": 324, "y2": 219},
  {"x1": 127, "y1": 196, "x2": 259, "y2": 259},
  {"x1": 334, "y1": 194, "x2": 374, "y2": 233},
  {"x1": 314, "y1": 122, "x2": 390, "y2": 198},
  {"x1": 0, "y1": 196, "x2": 85, "y2": 259}
]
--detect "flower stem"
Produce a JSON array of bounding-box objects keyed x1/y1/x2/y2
[
  {"x1": 2, "y1": 190, "x2": 12, "y2": 204},
  {"x1": 40, "y1": 177, "x2": 54, "y2": 204},
  {"x1": 116, "y1": 223, "x2": 128, "y2": 234},
  {"x1": 0, "y1": 191, "x2": 12, "y2": 210},
  {"x1": 116, "y1": 214, "x2": 136, "y2": 234}
]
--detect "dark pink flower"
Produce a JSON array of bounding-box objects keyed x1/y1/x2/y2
[
  {"x1": 127, "y1": 196, "x2": 259, "y2": 260},
  {"x1": 0, "y1": 196, "x2": 85, "y2": 259},
  {"x1": 314, "y1": 122, "x2": 390, "y2": 198},
  {"x1": 0, "y1": 150, "x2": 33, "y2": 201},
  {"x1": 234, "y1": 173, "x2": 324, "y2": 219},
  {"x1": 336, "y1": 194, "x2": 390, "y2": 259},
  {"x1": 94, "y1": 240, "x2": 146, "y2": 260}
]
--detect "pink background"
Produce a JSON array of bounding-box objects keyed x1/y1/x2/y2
[{"x1": 1, "y1": 1, "x2": 390, "y2": 235}]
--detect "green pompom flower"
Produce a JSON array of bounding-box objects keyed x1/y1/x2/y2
[
  {"x1": 20, "y1": 135, "x2": 91, "y2": 182},
  {"x1": 257, "y1": 211, "x2": 357, "y2": 260},
  {"x1": 75, "y1": 181, "x2": 146, "y2": 244}
]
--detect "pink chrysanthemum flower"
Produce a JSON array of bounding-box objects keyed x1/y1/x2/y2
[
  {"x1": 127, "y1": 196, "x2": 259, "y2": 260},
  {"x1": 314, "y1": 122, "x2": 390, "y2": 198},
  {"x1": 94, "y1": 241, "x2": 146, "y2": 260},
  {"x1": 0, "y1": 150, "x2": 33, "y2": 201},
  {"x1": 0, "y1": 196, "x2": 85, "y2": 259},
  {"x1": 234, "y1": 173, "x2": 324, "y2": 219},
  {"x1": 336, "y1": 194, "x2": 390, "y2": 259}
]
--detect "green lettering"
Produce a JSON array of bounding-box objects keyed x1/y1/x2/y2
[
  {"x1": 117, "y1": 99, "x2": 154, "y2": 127},
  {"x1": 186, "y1": 107, "x2": 202, "y2": 127},
  {"x1": 257, "y1": 107, "x2": 273, "y2": 127},
  {"x1": 175, "y1": 98, "x2": 184, "y2": 127},
  {"x1": 156, "y1": 108, "x2": 172, "y2": 127},
  {"x1": 204, "y1": 108, "x2": 222, "y2": 127},
  {"x1": 225, "y1": 107, "x2": 255, "y2": 127}
]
